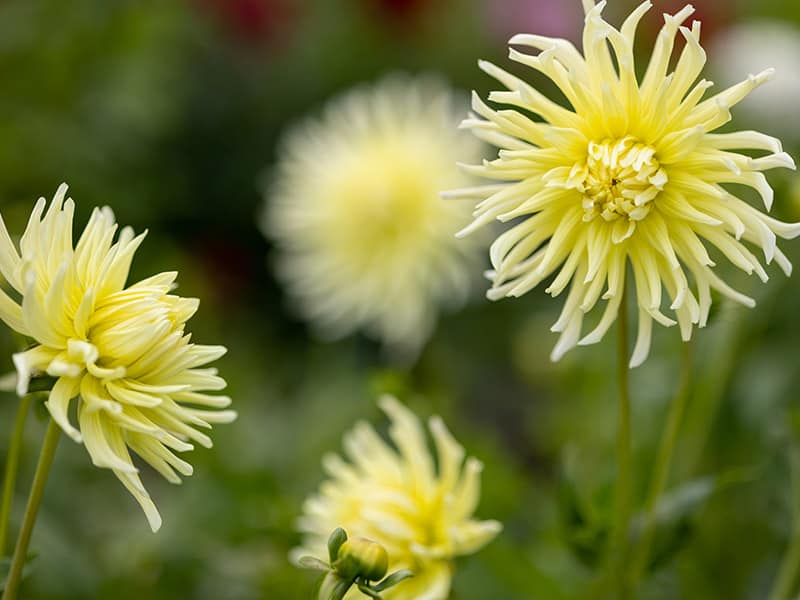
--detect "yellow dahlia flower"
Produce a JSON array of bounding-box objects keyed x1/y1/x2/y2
[
  {"x1": 0, "y1": 184, "x2": 235, "y2": 531},
  {"x1": 448, "y1": 0, "x2": 800, "y2": 366},
  {"x1": 293, "y1": 396, "x2": 501, "y2": 600},
  {"x1": 264, "y1": 75, "x2": 485, "y2": 357}
]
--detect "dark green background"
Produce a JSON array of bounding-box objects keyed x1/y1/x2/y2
[{"x1": 0, "y1": 0, "x2": 798, "y2": 598}]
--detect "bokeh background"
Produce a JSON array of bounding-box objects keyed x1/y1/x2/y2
[{"x1": 1, "y1": 0, "x2": 799, "y2": 598}]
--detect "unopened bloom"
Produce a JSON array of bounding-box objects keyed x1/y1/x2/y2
[
  {"x1": 0, "y1": 184, "x2": 235, "y2": 531},
  {"x1": 335, "y1": 536, "x2": 389, "y2": 582},
  {"x1": 293, "y1": 396, "x2": 502, "y2": 600},
  {"x1": 448, "y1": 0, "x2": 800, "y2": 366},
  {"x1": 264, "y1": 75, "x2": 484, "y2": 357}
]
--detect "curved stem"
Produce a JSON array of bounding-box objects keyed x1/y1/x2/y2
[
  {"x1": 2, "y1": 419, "x2": 61, "y2": 600},
  {"x1": 0, "y1": 395, "x2": 33, "y2": 555},
  {"x1": 609, "y1": 290, "x2": 632, "y2": 600},
  {"x1": 769, "y1": 446, "x2": 800, "y2": 600},
  {"x1": 629, "y1": 340, "x2": 693, "y2": 588}
]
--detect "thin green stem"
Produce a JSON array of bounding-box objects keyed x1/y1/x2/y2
[
  {"x1": 771, "y1": 532, "x2": 800, "y2": 600},
  {"x1": 0, "y1": 395, "x2": 33, "y2": 555},
  {"x1": 628, "y1": 340, "x2": 693, "y2": 589},
  {"x1": 2, "y1": 419, "x2": 61, "y2": 600},
  {"x1": 609, "y1": 290, "x2": 632, "y2": 600},
  {"x1": 769, "y1": 447, "x2": 800, "y2": 600}
]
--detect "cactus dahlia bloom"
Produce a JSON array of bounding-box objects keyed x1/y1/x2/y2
[
  {"x1": 448, "y1": 0, "x2": 800, "y2": 366},
  {"x1": 293, "y1": 396, "x2": 502, "y2": 600},
  {"x1": 264, "y1": 75, "x2": 485, "y2": 358},
  {"x1": 0, "y1": 185, "x2": 235, "y2": 531}
]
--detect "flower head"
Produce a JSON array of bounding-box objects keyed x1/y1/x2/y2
[
  {"x1": 264, "y1": 74, "x2": 485, "y2": 357},
  {"x1": 293, "y1": 396, "x2": 501, "y2": 600},
  {"x1": 0, "y1": 185, "x2": 235, "y2": 531},
  {"x1": 449, "y1": 0, "x2": 800, "y2": 366}
]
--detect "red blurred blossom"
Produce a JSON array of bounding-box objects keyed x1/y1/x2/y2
[
  {"x1": 195, "y1": 0, "x2": 300, "y2": 46},
  {"x1": 361, "y1": 0, "x2": 440, "y2": 29},
  {"x1": 190, "y1": 234, "x2": 260, "y2": 306}
]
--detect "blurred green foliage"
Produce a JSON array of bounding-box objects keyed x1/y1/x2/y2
[{"x1": 0, "y1": 0, "x2": 799, "y2": 598}]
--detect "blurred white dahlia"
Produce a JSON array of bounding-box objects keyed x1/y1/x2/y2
[
  {"x1": 0, "y1": 184, "x2": 235, "y2": 531},
  {"x1": 448, "y1": 0, "x2": 800, "y2": 366},
  {"x1": 293, "y1": 396, "x2": 501, "y2": 600},
  {"x1": 264, "y1": 75, "x2": 485, "y2": 357},
  {"x1": 711, "y1": 20, "x2": 800, "y2": 140}
]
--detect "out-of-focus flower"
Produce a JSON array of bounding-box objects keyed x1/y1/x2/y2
[
  {"x1": 711, "y1": 21, "x2": 800, "y2": 140},
  {"x1": 639, "y1": 0, "x2": 733, "y2": 46},
  {"x1": 293, "y1": 396, "x2": 501, "y2": 600},
  {"x1": 486, "y1": 0, "x2": 583, "y2": 44},
  {"x1": 367, "y1": 0, "x2": 429, "y2": 23},
  {"x1": 448, "y1": 0, "x2": 799, "y2": 366},
  {"x1": 264, "y1": 75, "x2": 485, "y2": 358},
  {"x1": 0, "y1": 185, "x2": 236, "y2": 531},
  {"x1": 195, "y1": 0, "x2": 298, "y2": 45}
]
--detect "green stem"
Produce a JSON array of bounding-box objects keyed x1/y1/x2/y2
[
  {"x1": 769, "y1": 447, "x2": 800, "y2": 600},
  {"x1": 609, "y1": 290, "x2": 632, "y2": 600},
  {"x1": 770, "y1": 532, "x2": 800, "y2": 600},
  {"x1": 2, "y1": 419, "x2": 61, "y2": 600},
  {"x1": 0, "y1": 395, "x2": 33, "y2": 555},
  {"x1": 628, "y1": 340, "x2": 693, "y2": 588}
]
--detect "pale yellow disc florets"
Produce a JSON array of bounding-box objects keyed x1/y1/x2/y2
[{"x1": 579, "y1": 137, "x2": 667, "y2": 224}]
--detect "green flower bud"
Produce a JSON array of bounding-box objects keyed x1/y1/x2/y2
[{"x1": 334, "y1": 537, "x2": 389, "y2": 582}]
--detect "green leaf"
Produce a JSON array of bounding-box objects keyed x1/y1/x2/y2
[
  {"x1": 557, "y1": 447, "x2": 610, "y2": 568},
  {"x1": 355, "y1": 582, "x2": 383, "y2": 599},
  {"x1": 636, "y1": 470, "x2": 754, "y2": 532},
  {"x1": 297, "y1": 556, "x2": 331, "y2": 572},
  {"x1": 327, "y1": 528, "x2": 348, "y2": 563},
  {"x1": 632, "y1": 470, "x2": 755, "y2": 572},
  {"x1": 318, "y1": 571, "x2": 352, "y2": 600},
  {"x1": 371, "y1": 569, "x2": 413, "y2": 592}
]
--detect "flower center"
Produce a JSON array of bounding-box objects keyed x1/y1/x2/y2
[{"x1": 579, "y1": 137, "x2": 667, "y2": 223}]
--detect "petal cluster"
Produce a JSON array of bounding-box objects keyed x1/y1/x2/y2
[
  {"x1": 0, "y1": 185, "x2": 235, "y2": 531},
  {"x1": 293, "y1": 396, "x2": 501, "y2": 600},
  {"x1": 264, "y1": 75, "x2": 486, "y2": 357},
  {"x1": 449, "y1": 0, "x2": 800, "y2": 366}
]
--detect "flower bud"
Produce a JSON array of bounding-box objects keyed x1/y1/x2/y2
[{"x1": 334, "y1": 536, "x2": 389, "y2": 582}]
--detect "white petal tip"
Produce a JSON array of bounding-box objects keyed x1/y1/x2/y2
[
  {"x1": 628, "y1": 356, "x2": 645, "y2": 369},
  {"x1": 148, "y1": 515, "x2": 163, "y2": 533},
  {"x1": 577, "y1": 334, "x2": 601, "y2": 346}
]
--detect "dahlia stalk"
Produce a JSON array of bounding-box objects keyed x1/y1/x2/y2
[{"x1": 448, "y1": 0, "x2": 799, "y2": 595}]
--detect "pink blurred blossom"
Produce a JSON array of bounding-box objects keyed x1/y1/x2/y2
[{"x1": 485, "y1": 0, "x2": 583, "y2": 43}]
